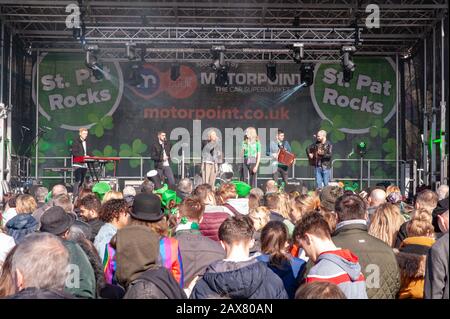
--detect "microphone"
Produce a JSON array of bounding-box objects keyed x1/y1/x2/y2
[
  {"x1": 40, "y1": 125, "x2": 52, "y2": 131},
  {"x1": 21, "y1": 126, "x2": 30, "y2": 131}
]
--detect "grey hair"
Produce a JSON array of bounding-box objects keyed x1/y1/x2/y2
[
  {"x1": 249, "y1": 187, "x2": 264, "y2": 199},
  {"x1": 35, "y1": 187, "x2": 49, "y2": 202},
  {"x1": 437, "y1": 184, "x2": 449, "y2": 201},
  {"x1": 11, "y1": 233, "x2": 69, "y2": 291},
  {"x1": 178, "y1": 178, "x2": 193, "y2": 194},
  {"x1": 122, "y1": 186, "x2": 137, "y2": 198},
  {"x1": 52, "y1": 184, "x2": 68, "y2": 197}
]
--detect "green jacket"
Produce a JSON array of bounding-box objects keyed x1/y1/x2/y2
[
  {"x1": 63, "y1": 240, "x2": 96, "y2": 299},
  {"x1": 332, "y1": 220, "x2": 400, "y2": 299}
]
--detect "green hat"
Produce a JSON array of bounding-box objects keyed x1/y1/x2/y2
[
  {"x1": 153, "y1": 183, "x2": 169, "y2": 196},
  {"x1": 92, "y1": 181, "x2": 112, "y2": 201},
  {"x1": 231, "y1": 180, "x2": 251, "y2": 198},
  {"x1": 343, "y1": 181, "x2": 359, "y2": 192},
  {"x1": 161, "y1": 189, "x2": 182, "y2": 208},
  {"x1": 45, "y1": 191, "x2": 52, "y2": 203}
]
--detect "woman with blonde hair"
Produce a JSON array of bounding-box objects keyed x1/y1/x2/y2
[
  {"x1": 5, "y1": 195, "x2": 38, "y2": 243},
  {"x1": 249, "y1": 206, "x2": 271, "y2": 255},
  {"x1": 102, "y1": 190, "x2": 123, "y2": 204},
  {"x1": 241, "y1": 127, "x2": 261, "y2": 188},
  {"x1": 290, "y1": 194, "x2": 320, "y2": 223},
  {"x1": 368, "y1": 203, "x2": 405, "y2": 247},
  {"x1": 395, "y1": 209, "x2": 435, "y2": 299}
]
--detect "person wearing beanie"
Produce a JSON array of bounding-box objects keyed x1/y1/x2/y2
[
  {"x1": 115, "y1": 225, "x2": 186, "y2": 299},
  {"x1": 40, "y1": 206, "x2": 96, "y2": 299}
]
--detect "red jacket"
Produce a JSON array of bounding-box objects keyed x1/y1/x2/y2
[{"x1": 200, "y1": 206, "x2": 232, "y2": 242}]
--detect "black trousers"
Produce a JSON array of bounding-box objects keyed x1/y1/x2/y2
[
  {"x1": 273, "y1": 165, "x2": 289, "y2": 186},
  {"x1": 242, "y1": 159, "x2": 257, "y2": 188},
  {"x1": 73, "y1": 167, "x2": 87, "y2": 197},
  {"x1": 157, "y1": 166, "x2": 176, "y2": 189}
]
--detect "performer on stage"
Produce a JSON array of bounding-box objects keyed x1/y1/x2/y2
[
  {"x1": 71, "y1": 127, "x2": 89, "y2": 197},
  {"x1": 150, "y1": 131, "x2": 176, "y2": 189},
  {"x1": 306, "y1": 130, "x2": 333, "y2": 189},
  {"x1": 270, "y1": 129, "x2": 292, "y2": 187},
  {"x1": 241, "y1": 127, "x2": 261, "y2": 188},
  {"x1": 201, "y1": 129, "x2": 222, "y2": 189}
]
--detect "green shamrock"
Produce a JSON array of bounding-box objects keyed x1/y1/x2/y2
[
  {"x1": 119, "y1": 139, "x2": 148, "y2": 168},
  {"x1": 93, "y1": 145, "x2": 118, "y2": 171},
  {"x1": 290, "y1": 139, "x2": 312, "y2": 167},
  {"x1": 320, "y1": 115, "x2": 346, "y2": 143},
  {"x1": 88, "y1": 114, "x2": 114, "y2": 138},
  {"x1": 382, "y1": 138, "x2": 397, "y2": 162},
  {"x1": 369, "y1": 119, "x2": 389, "y2": 138}
]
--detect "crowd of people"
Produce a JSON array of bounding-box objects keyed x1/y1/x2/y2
[{"x1": 0, "y1": 178, "x2": 448, "y2": 299}]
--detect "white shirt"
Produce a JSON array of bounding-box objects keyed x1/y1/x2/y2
[
  {"x1": 74, "y1": 138, "x2": 88, "y2": 168},
  {"x1": 160, "y1": 141, "x2": 170, "y2": 167},
  {"x1": 0, "y1": 232, "x2": 16, "y2": 263},
  {"x1": 2, "y1": 207, "x2": 17, "y2": 225}
]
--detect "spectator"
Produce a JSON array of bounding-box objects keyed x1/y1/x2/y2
[
  {"x1": 53, "y1": 194, "x2": 74, "y2": 215},
  {"x1": 79, "y1": 194, "x2": 105, "y2": 241},
  {"x1": 5, "y1": 195, "x2": 39, "y2": 244},
  {"x1": 177, "y1": 178, "x2": 193, "y2": 201},
  {"x1": 432, "y1": 198, "x2": 449, "y2": 235},
  {"x1": 248, "y1": 206, "x2": 270, "y2": 255},
  {"x1": 257, "y1": 221, "x2": 306, "y2": 298},
  {"x1": 265, "y1": 193, "x2": 287, "y2": 223},
  {"x1": 333, "y1": 194, "x2": 400, "y2": 299},
  {"x1": 368, "y1": 203, "x2": 405, "y2": 247},
  {"x1": 219, "y1": 182, "x2": 249, "y2": 216},
  {"x1": 0, "y1": 246, "x2": 17, "y2": 297},
  {"x1": 0, "y1": 229, "x2": 15, "y2": 265},
  {"x1": 319, "y1": 185, "x2": 343, "y2": 233},
  {"x1": 175, "y1": 197, "x2": 225, "y2": 291},
  {"x1": 295, "y1": 282, "x2": 347, "y2": 299},
  {"x1": 249, "y1": 187, "x2": 264, "y2": 201},
  {"x1": 3, "y1": 233, "x2": 73, "y2": 299},
  {"x1": 291, "y1": 194, "x2": 320, "y2": 224},
  {"x1": 115, "y1": 225, "x2": 186, "y2": 299},
  {"x1": 140, "y1": 179, "x2": 155, "y2": 194},
  {"x1": 195, "y1": 184, "x2": 230, "y2": 242},
  {"x1": 436, "y1": 184, "x2": 449, "y2": 200},
  {"x1": 94, "y1": 199, "x2": 129, "y2": 260},
  {"x1": 395, "y1": 209, "x2": 436, "y2": 299},
  {"x1": 40, "y1": 206, "x2": 96, "y2": 298},
  {"x1": 294, "y1": 212, "x2": 367, "y2": 299},
  {"x1": 248, "y1": 193, "x2": 262, "y2": 210},
  {"x1": 73, "y1": 188, "x2": 94, "y2": 211},
  {"x1": 277, "y1": 193, "x2": 295, "y2": 235},
  {"x1": 32, "y1": 184, "x2": 69, "y2": 223},
  {"x1": 2, "y1": 194, "x2": 18, "y2": 225},
  {"x1": 190, "y1": 215, "x2": 288, "y2": 299},
  {"x1": 102, "y1": 190, "x2": 123, "y2": 204},
  {"x1": 265, "y1": 180, "x2": 278, "y2": 195},
  {"x1": 424, "y1": 211, "x2": 449, "y2": 299},
  {"x1": 367, "y1": 188, "x2": 386, "y2": 216},
  {"x1": 395, "y1": 189, "x2": 439, "y2": 248},
  {"x1": 122, "y1": 186, "x2": 136, "y2": 198},
  {"x1": 34, "y1": 186, "x2": 49, "y2": 209}
]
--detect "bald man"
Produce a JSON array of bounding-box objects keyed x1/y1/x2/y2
[
  {"x1": 265, "y1": 180, "x2": 278, "y2": 195},
  {"x1": 306, "y1": 130, "x2": 333, "y2": 190},
  {"x1": 367, "y1": 188, "x2": 386, "y2": 216}
]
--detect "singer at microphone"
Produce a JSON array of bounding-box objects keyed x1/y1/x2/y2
[{"x1": 201, "y1": 129, "x2": 222, "y2": 189}]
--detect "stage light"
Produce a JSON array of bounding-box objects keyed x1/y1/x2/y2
[
  {"x1": 170, "y1": 63, "x2": 180, "y2": 81},
  {"x1": 85, "y1": 44, "x2": 103, "y2": 80},
  {"x1": 126, "y1": 42, "x2": 137, "y2": 60},
  {"x1": 300, "y1": 63, "x2": 314, "y2": 87},
  {"x1": 266, "y1": 62, "x2": 277, "y2": 82},
  {"x1": 215, "y1": 65, "x2": 229, "y2": 87},
  {"x1": 341, "y1": 45, "x2": 356, "y2": 83},
  {"x1": 73, "y1": 27, "x2": 81, "y2": 40},
  {"x1": 357, "y1": 141, "x2": 367, "y2": 157},
  {"x1": 211, "y1": 45, "x2": 225, "y2": 70},
  {"x1": 127, "y1": 62, "x2": 143, "y2": 87},
  {"x1": 292, "y1": 43, "x2": 304, "y2": 64}
]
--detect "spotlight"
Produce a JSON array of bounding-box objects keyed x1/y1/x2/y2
[
  {"x1": 300, "y1": 63, "x2": 314, "y2": 87},
  {"x1": 126, "y1": 42, "x2": 137, "y2": 60},
  {"x1": 26, "y1": 43, "x2": 32, "y2": 56},
  {"x1": 341, "y1": 45, "x2": 356, "y2": 83},
  {"x1": 215, "y1": 65, "x2": 229, "y2": 87},
  {"x1": 72, "y1": 27, "x2": 81, "y2": 40},
  {"x1": 127, "y1": 62, "x2": 143, "y2": 87},
  {"x1": 292, "y1": 43, "x2": 304, "y2": 64},
  {"x1": 266, "y1": 62, "x2": 277, "y2": 82},
  {"x1": 92, "y1": 65, "x2": 104, "y2": 81},
  {"x1": 343, "y1": 68, "x2": 353, "y2": 83},
  {"x1": 85, "y1": 44, "x2": 103, "y2": 80},
  {"x1": 170, "y1": 63, "x2": 180, "y2": 81},
  {"x1": 357, "y1": 141, "x2": 367, "y2": 157},
  {"x1": 211, "y1": 45, "x2": 225, "y2": 70}
]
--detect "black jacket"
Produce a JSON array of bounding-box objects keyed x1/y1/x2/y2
[
  {"x1": 150, "y1": 140, "x2": 172, "y2": 169},
  {"x1": 305, "y1": 140, "x2": 332, "y2": 168},
  {"x1": 124, "y1": 266, "x2": 187, "y2": 299},
  {"x1": 6, "y1": 214, "x2": 38, "y2": 244},
  {"x1": 190, "y1": 259, "x2": 288, "y2": 299},
  {"x1": 71, "y1": 137, "x2": 88, "y2": 157}
]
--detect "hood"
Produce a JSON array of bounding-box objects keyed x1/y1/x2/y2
[
  {"x1": 6, "y1": 214, "x2": 38, "y2": 230},
  {"x1": 225, "y1": 198, "x2": 249, "y2": 215},
  {"x1": 317, "y1": 249, "x2": 362, "y2": 281},
  {"x1": 201, "y1": 259, "x2": 269, "y2": 298},
  {"x1": 115, "y1": 225, "x2": 161, "y2": 287}
]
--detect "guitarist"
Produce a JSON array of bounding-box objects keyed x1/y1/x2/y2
[
  {"x1": 306, "y1": 130, "x2": 332, "y2": 189},
  {"x1": 270, "y1": 129, "x2": 292, "y2": 187}
]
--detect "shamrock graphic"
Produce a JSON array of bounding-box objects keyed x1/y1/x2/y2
[
  {"x1": 290, "y1": 139, "x2": 313, "y2": 167},
  {"x1": 88, "y1": 114, "x2": 114, "y2": 138},
  {"x1": 369, "y1": 119, "x2": 389, "y2": 138},
  {"x1": 93, "y1": 145, "x2": 119, "y2": 171},
  {"x1": 119, "y1": 139, "x2": 148, "y2": 168},
  {"x1": 382, "y1": 138, "x2": 397, "y2": 162},
  {"x1": 319, "y1": 115, "x2": 345, "y2": 143}
]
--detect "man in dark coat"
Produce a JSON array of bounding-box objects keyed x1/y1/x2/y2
[
  {"x1": 190, "y1": 215, "x2": 288, "y2": 299},
  {"x1": 332, "y1": 194, "x2": 400, "y2": 299},
  {"x1": 150, "y1": 131, "x2": 175, "y2": 189}
]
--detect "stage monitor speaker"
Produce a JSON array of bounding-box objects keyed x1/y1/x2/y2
[{"x1": 124, "y1": 179, "x2": 144, "y2": 193}]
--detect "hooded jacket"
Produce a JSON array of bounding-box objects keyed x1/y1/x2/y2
[
  {"x1": 332, "y1": 220, "x2": 401, "y2": 299},
  {"x1": 395, "y1": 236, "x2": 435, "y2": 299},
  {"x1": 424, "y1": 232, "x2": 449, "y2": 299},
  {"x1": 190, "y1": 258, "x2": 288, "y2": 299},
  {"x1": 5, "y1": 214, "x2": 38, "y2": 244},
  {"x1": 306, "y1": 249, "x2": 368, "y2": 299}
]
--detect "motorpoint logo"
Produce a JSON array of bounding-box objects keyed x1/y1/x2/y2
[{"x1": 128, "y1": 63, "x2": 198, "y2": 100}]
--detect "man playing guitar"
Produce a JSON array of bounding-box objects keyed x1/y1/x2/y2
[{"x1": 306, "y1": 130, "x2": 333, "y2": 189}]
